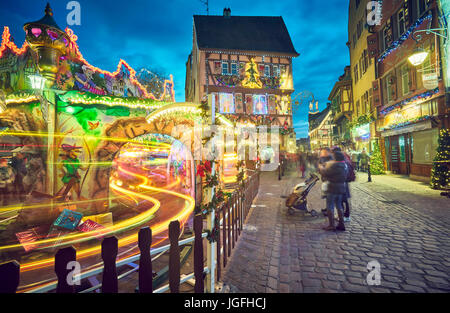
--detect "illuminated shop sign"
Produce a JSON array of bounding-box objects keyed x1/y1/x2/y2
[{"x1": 353, "y1": 123, "x2": 370, "y2": 140}]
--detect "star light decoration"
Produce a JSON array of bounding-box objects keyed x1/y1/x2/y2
[{"x1": 378, "y1": 13, "x2": 433, "y2": 64}]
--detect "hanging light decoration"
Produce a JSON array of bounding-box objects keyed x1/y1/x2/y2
[{"x1": 408, "y1": 47, "x2": 429, "y2": 66}]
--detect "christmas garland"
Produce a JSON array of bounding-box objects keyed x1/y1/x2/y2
[
  {"x1": 379, "y1": 115, "x2": 432, "y2": 131},
  {"x1": 377, "y1": 13, "x2": 433, "y2": 63},
  {"x1": 380, "y1": 88, "x2": 439, "y2": 116}
]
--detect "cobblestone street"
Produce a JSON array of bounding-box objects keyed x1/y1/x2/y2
[{"x1": 221, "y1": 167, "x2": 450, "y2": 293}]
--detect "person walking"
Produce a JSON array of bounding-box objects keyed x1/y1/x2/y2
[
  {"x1": 0, "y1": 158, "x2": 15, "y2": 206},
  {"x1": 318, "y1": 148, "x2": 333, "y2": 216},
  {"x1": 11, "y1": 147, "x2": 27, "y2": 202},
  {"x1": 332, "y1": 146, "x2": 355, "y2": 222},
  {"x1": 356, "y1": 151, "x2": 361, "y2": 172},
  {"x1": 360, "y1": 148, "x2": 369, "y2": 172},
  {"x1": 319, "y1": 150, "x2": 348, "y2": 231},
  {"x1": 299, "y1": 153, "x2": 306, "y2": 178}
]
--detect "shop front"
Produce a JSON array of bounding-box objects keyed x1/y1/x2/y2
[
  {"x1": 379, "y1": 99, "x2": 439, "y2": 178},
  {"x1": 352, "y1": 123, "x2": 372, "y2": 153}
]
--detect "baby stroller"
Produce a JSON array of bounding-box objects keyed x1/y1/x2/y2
[{"x1": 285, "y1": 173, "x2": 320, "y2": 216}]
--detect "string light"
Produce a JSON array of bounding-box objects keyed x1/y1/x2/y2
[
  {"x1": 0, "y1": 26, "x2": 28, "y2": 58},
  {"x1": 64, "y1": 28, "x2": 175, "y2": 102},
  {"x1": 59, "y1": 90, "x2": 170, "y2": 110},
  {"x1": 380, "y1": 87, "x2": 439, "y2": 116},
  {"x1": 377, "y1": 14, "x2": 433, "y2": 64}
]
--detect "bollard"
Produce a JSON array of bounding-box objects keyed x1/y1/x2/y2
[{"x1": 368, "y1": 162, "x2": 372, "y2": 182}]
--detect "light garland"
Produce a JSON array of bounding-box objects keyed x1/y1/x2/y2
[
  {"x1": 59, "y1": 90, "x2": 169, "y2": 110},
  {"x1": 377, "y1": 14, "x2": 433, "y2": 63},
  {"x1": 379, "y1": 115, "x2": 432, "y2": 131},
  {"x1": 380, "y1": 87, "x2": 440, "y2": 116},
  {"x1": 64, "y1": 28, "x2": 175, "y2": 102},
  {"x1": 5, "y1": 92, "x2": 38, "y2": 105},
  {"x1": 0, "y1": 26, "x2": 28, "y2": 58}
]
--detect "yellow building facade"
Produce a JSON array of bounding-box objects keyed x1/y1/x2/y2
[{"x1": 348, "y1": 0, "x2": 377, "y2": 153}]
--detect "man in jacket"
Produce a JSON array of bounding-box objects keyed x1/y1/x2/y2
[{"x1": 319, "y1": 151, "x2": 348, "y2": 231}]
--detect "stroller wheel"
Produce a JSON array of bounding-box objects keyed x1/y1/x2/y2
[
  {"x1": 288, "y1": 208, "x2": 295, "y2": 215},
  {"x1": 310, "y1": 209, "x2": 318, "y2": 217}
]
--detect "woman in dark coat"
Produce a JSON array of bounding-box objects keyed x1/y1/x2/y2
[{"x1": 319, "y1": 151, "x2": 348, "y2": 231}]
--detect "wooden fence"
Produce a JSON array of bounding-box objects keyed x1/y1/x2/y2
[
  {"x1": 0, "y1": 172, "x2": 260, "y2": 293},
  {"x1": 215, "y1": 171, "x2": 260, "y2": 281}
]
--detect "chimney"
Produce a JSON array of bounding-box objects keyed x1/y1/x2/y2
[{"x1": 223, "y1": 8, "x2": 231, "y2": 17}]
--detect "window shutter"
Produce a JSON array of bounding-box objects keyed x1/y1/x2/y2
[
  {"x1": 367, "y1": 33, "x2": 378, "y2": 59},
  {"x1": 214, "y1": 61, "x2": 221, "y2": 74},
  {"x1": 409, "y1": 67, "x2": 417, "y2": 91},
  {"x1": 245, "y1": 94, "x2": 253, "y2": 114},
  {"x1": 235, "y1": 93, "x2": 244, "y2": 113}
]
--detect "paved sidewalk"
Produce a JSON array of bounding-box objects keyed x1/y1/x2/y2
[{"x1": 221, "y1": 167, "x2": 450, "y2": 293}]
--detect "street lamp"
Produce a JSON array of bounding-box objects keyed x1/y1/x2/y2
[
  {"x1": 409, "y1": 13, "x2": 448, "y2": 67},
  {"x1": 408, "y1": 47, "x2": 429, "y2": 66}
]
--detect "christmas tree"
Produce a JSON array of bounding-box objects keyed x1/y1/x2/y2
[
  {"x1": 242, "y1": 58, "x2": 262, "y2": 89},
  {"x1": 430, "y1": 128, "x2": 450, "y2": 190},
  {"x1": 370, "y1": 140, "x2": 385, "y2": 175}
]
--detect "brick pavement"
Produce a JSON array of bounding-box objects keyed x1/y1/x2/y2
[{"x1": 221, "y1": 167, "x2": 450, "y2": 293}]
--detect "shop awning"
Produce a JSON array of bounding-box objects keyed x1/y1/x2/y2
[{"x1": 381, "y1": 120, "x2": 433, "y2": 137}]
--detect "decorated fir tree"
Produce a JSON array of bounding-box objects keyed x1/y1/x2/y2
[
  {"x1": 431, "y1": 128, "x2": 450, "y2": 190},
  {"x1": 370, "y1": 140, "x2": 385, "y2": 175},
  {"x1": 242, "y1": 58, "x2": 262, "y2": 89}
]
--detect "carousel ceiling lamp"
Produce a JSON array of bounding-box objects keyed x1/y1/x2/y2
[{"x1": 29, "y1": 73, "x2": 46, "y2": 91}]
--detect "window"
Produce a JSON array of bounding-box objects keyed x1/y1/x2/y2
[
  {"x1": 383, "y1": 19, "x2": 393, "y2": 51},
  {"x1": 382, "y1": 76, "x2": 391, "y2": 103},
  {"x1": 417, "y1": 0, "x2": 432, "y2": 17},
  {"x1": 354, "y1": 65, "x2": 359, "y2": 83},
  {"x1": 264, "y1": 65, "x2": 271, "y2": 77},
  {"x1": 363, "y1": 92, "x2": 369, "y2": 114},
  {"x1": 357, "y1": 19, "x2": 363, "y2": 39},
  {"x1": 253, "y1": 95, "x2": 268, "y2": 115},
  {"x1": 231, "y1": 63, "x2": 238, "y2": 75},
  {"x1": 364, "y1": 50, "x2": 369, "y2": 73},
  {"x1": 361, "y1": 95, "x2": 365, "y2": 114},
  {"x1": 273, "y1": 65, "x2": 279, "y2": 77},
  {"x1": 359, "y1": 56, "x2": 364, "y2": 77},
  {"x1": 398, "y1": 9, "x2": 406, "y2": 36},
  {"x1": 219, "y1": 93, "x2": 235, "y2": 114},
  {"x1": 412, "y1": 128, "x2": 438, "y2": 164},
  {"x1": 222, "y1": 61, "x2": 229, "y2": 75},
  {"x1": 399, "y1": 135, "x2": 406, "y2": 162},
  {"x1": 401, "y1": 64, "x2": 410, "y2": 95}
]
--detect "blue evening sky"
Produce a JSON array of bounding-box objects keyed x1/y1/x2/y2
[{"x1": 1, "y1": 0, "x2": 350, "y2": 138}]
